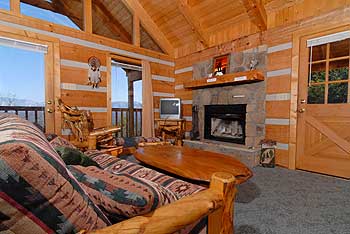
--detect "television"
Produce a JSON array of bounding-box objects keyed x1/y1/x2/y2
[{"x1": 160, "y1": 98, "x2": 181, "y2": 119}]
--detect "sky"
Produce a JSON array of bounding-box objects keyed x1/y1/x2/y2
[
  {"x1": 111, "y1": 66, "x2": 142, "y2": 104},
  {"x1": 0, "y1": 45, "x2": 45, "y2": 103},
  {"x1": 0, "y1": 1, "x2": 142, "y2": 106}
]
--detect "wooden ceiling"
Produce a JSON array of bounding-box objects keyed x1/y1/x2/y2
[{"x1": 22, "y1": 0, "x2": 299, "y2": 56}]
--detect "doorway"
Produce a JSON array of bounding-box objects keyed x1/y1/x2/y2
[
  {"x1": 0, "y1": 34, "x2": 59, "y2": 133},
  {"x1": 111, "y1": 58, "x2": 142, "y2": 137},
  {"x1": 296, "y1": 28, "x2": 350, "y2": 178}
]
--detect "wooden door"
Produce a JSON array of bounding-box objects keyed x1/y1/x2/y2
[{"x1": 297, "y1": 30, "x2": 350, "y2": 178}]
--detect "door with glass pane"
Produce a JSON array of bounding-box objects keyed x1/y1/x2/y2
[{"x1": 297, "y1": 29, "x2": 350, "y2": 178}]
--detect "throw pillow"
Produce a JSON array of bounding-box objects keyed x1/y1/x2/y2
[
  {"x1": 55, "y1": 146, "x2": 100, "y2": 168},
  {"x1": 68, "y1": 165, "x2": 178, "y2": 222}
]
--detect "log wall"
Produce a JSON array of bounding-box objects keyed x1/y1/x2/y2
[{"x1": 0, "y1": 10, "x2": 175, "y2": 137}]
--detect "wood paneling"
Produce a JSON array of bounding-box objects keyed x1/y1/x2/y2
[
  {"x1": 266, "y1": 75, "x2": 291, "y2": 94},
  {"x1": 175, "y1": 89, "x2": 192, "y2": 100},
  {"x1": 150, "y1": 62, "x2": 174, "y2": 77},
  {"x1": 265, "y1": 125, "x2": 290, "y2": 143},
  {"x1": 61, "y1": 90, "x2": 107, "y2": 107},
  {"x1": 175, "y1": 71, "x2": 193, "y2": 84},
  {"x1": 266, "y1": 101, "x2": 290, "y2": 118},
  {"x1": 61, "y1": 66, "x2": 107, "y2": 86},
  {"x1": 152, "y1": 80, "x2": 174, "y2": 93},
  {"x1": 267, "y1": 49, "x2": 291, "y2": 71},
  {"x1": 182, "y1": 104, "x2": 192, "y2": 117},
  {"x1": 275, "y1": 149, "x2": 289, "y2": 168},
  {"x1": 60, "y1": 42, "x2": 107, "y2": 65}
]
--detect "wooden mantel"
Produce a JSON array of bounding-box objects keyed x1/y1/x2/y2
[{"x1": 183, "y1": 70, "x2": 264, "y2": 89}]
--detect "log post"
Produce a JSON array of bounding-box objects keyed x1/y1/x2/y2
[
  {"x1": 87, "y1": 135, "x2": 97, "y2": 150},
  {"x1": 208, "y1": 172, "x2": 237, "y2": 234}
]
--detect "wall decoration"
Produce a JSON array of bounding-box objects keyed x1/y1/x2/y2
[
  {"x1": 249, "y1": 57, "x2": 259, "y2": 70},
  {"x1": 213, "y1": 54, "x2": 230, "y2": 76},
  {"x1": 88, "y1": 56, "x2": 101, "y2": 88}
]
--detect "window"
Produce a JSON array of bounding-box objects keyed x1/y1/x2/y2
[
  {"x1": 140, "y1": 25, "x2": 164, "y2": 53},
  {"x1": 20, "y1": 0, "x2": 83, "y2": 30},
  {"x1": 92, "y1": 0, "x2": 132, "y2": 43},
  {"x1": 0, "y1": 44, "x2": 45, "y2": 129},
  {"x1": 0, "y1": 0, "x2": 10, "y2": 11},
  {"x1": 307, "y1": 33, "x2": 350, "y2": 104}
]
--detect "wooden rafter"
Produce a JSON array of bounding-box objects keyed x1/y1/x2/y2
[
  {"x1": 240, "y1": 0, "x2": 267, "y2": 30},
  {"x1": 176, "y1": 0, "x2": 209, "y2": 48},
  {"x1": 121, "y1": 0, "x2": 174, "y2": 55},
  {"x1": 92, "y1": 0, "x2": 132, "y2": 43}
]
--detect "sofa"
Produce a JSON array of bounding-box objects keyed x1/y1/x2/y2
[{"x1": 0, "y1": 114, "x2": 237, "y2": 234}]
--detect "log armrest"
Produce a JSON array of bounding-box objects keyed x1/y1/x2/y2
[
  {"x1": 88, "y1": 126, "x2": 121, "y2": 150},
  {"x1": 80, "y1": 172, "x2": 237, "y2": 234}
]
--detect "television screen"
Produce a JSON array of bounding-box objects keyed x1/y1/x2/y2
[{"x1": 160, "y1": 98, "x2": 181, "y2": 119}]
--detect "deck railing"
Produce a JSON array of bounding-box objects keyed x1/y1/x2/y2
[
  {"x1": 0, "y1": 106, "x2": 142, "y2": 138},
  {"x1": 0, "y1": 106, "x2": 45, "y2": 131},
  {"x1": 112, "y1": 108, "x2": 142, "y2": 137}
]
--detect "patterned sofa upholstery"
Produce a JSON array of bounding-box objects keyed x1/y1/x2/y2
[
  {"x1": 0, "y1": 114, "x2": 110, "y2": 233},
  {"x1": 0, "y1": 114, "x2": 206, "y2": 233},
  {"x1": 84, "y1": 150, "x2": 206, "y2": 199}
]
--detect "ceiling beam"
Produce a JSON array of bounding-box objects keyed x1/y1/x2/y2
[
  {"x1": 93, "y1": 0, "x2": 132, "y2": 43},
  {"x1": 176, "y1": 0, "x2": 209, "y2": 48},
  {"x1": 240, "y1": 0, "x2": 267, "y2": 30},
  {"x1": 121, "y1": 0, "x2": 174, "y2": 55}
]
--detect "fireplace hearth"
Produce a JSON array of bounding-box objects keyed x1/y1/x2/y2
[{"x1": 204, "y1": 104, "x2": 246, "y2": 144}]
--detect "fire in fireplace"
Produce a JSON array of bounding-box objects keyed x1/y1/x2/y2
[{"x1": 204, "y1": 104, "x2": 246, "y2": 144}]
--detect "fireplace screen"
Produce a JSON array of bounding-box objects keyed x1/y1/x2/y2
[{"x1": 204, "y1": 105, "x2": 246, "y2": 144}]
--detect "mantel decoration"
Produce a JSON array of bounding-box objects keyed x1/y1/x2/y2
[
  {"x1": 213, "y1": 54, "x2": 230, "y2": 76},
  {"x1": 88, "y1": 56, "x2": 102, "y2": 88}
]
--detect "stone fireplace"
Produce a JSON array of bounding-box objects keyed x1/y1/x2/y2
[
  {"x1": 204, "y1": 104, "x2": 246, "y2": 144},
  {"x1": 183, "y1": 45, "x2": 267, "y2": 167}
]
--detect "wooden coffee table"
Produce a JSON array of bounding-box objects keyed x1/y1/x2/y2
[{"x1": 134, "y1": 145, "x2": 252, "y2": 184}]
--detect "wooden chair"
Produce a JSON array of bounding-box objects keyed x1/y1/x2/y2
[
  {"x1": 79, "y1": 172, "x2": 237, "y2": 234},
  {"x1": 57, "y1": 98, "x2": 122, "y2": 155}
]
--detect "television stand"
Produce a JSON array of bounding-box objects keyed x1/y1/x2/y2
[{"x1": 155, "y1": 118, "x2": 185, "y2": 146}]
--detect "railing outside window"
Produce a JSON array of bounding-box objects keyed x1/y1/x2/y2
[
  {"x1": 0, "y1": 106, "x2": 45, "y2": 131},
  {"x1": 112, "y1": 108, "x2": 142, "y2": 137}
]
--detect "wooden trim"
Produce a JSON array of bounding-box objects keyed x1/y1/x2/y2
[
  {"x1": 83, "y1": 0, "x2": 92, "y2": 33},
  {"x1": 106, "y1": 54, "x2": 112, "y2": 126},
  {"x1": 53, "y1": 41, "x2": 61, "y2": 135},
  {"x1": 176, "y1": 0, "x2": 208, "y2": 48},
  {"x1": 121, "y1": 0, "x2": 174, "y2": 56},
  {"x1": 10, "y1": 0, "x2": 20, "y2": 15},
  {"x1": 111, "y1": 54, "x2": 141, "y2": 65},
  {"x1": 133, "y1": 15, "x2": 140, "y2": 46}
]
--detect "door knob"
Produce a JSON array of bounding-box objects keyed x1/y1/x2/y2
[
  {"x1": 47, "y1": 100, "x2": 53, "y2": 105},
  {"x1": 298, "y1": 108, "x2": 306, "y2": 113},
  {"x1": 47, "y1": 108, "x2": 53, "y2": 113}
]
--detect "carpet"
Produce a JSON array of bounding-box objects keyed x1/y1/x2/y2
[{"x1": 235, "y1": 167, "x2": 350, "y2": 234}]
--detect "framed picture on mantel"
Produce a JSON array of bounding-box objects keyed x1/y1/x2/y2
[{"x1": 213, "y1": 54, "x2": 230, "y2": 76}]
